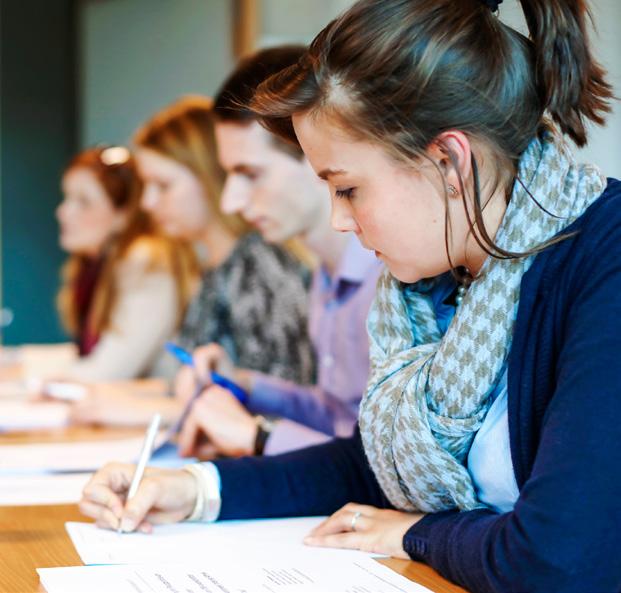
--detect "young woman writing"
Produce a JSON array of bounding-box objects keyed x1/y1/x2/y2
[{"x1": 80, "y1": 1, "x2": 620, "y2": 590}]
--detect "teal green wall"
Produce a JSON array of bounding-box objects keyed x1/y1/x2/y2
[{"x1": 0, "y1": 1, "x2": 77, "y2": 344}]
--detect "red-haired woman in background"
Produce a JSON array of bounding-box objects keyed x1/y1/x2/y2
[{"x1": 56, "y1": 145, "x2": 197, "y2": 381}]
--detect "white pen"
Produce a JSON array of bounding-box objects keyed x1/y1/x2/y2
[{"x1": 118, "y1": 413, "x2": 162, "y2": 534}]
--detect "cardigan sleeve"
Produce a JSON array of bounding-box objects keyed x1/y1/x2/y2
[
  {"x1": 65, "y1": 248, "x2": 179, "y2": 382},
  {"x1": 404, "y1": 201, "x2": 621, "y2": 593},
  {"x1": 214, "y1": 428, "x2": 390, "y2": 520}
]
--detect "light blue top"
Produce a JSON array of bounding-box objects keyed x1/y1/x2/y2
[
  {"x1": 433, "y1": 274, "x2": 519, "y2": 513},
  {"x1": 467, "y1": 369, "x2": 519, "y2": 512}
]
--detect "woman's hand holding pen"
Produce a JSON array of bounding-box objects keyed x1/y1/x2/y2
[
  {"x1": 178, "y1": 385, "x2": 257, "y2": 459},
  {"x1": 192, "y1": 344, "x2": 236, "y2": 385},
  {"x1": 80, "y1": 463, "x2": 198, "y2": 533},
  {"x1": 173, "y1": 343, "x2": 244, "y2": 405},
  {"x1": 173, "y1": 365, "x2": 201, "y2": 405}
]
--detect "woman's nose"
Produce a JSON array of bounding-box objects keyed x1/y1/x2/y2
[{"x1": 330, "y1": 196, "x2": 359, "y2": 233}]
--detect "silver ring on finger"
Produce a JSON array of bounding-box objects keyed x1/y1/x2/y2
[{"x1": 350, "y1": 510, "x2": 362, "y2": 532}]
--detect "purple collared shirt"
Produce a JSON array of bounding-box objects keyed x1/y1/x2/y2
[{"x1": 246, "y1": 235, "x2": 383, "y2": 454}]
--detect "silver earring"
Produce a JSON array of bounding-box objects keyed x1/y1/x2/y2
[{"x1": 447, "y1": 184, "x2": 458, "y2": 197}]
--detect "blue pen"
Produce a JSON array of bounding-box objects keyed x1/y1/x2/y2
[{"x1": 164, "y1": 342, "x2": 248, "y2": 404}]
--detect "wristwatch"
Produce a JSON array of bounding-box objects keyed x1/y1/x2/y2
[{"x1": 253, "y1": 415, "x2": 276, "y2": 455}]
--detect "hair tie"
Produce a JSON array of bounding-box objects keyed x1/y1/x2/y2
[{"x1": 481, "y1": 0, "x2": 502, "y2": 11}]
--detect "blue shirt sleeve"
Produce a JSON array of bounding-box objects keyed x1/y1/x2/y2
[{"x1": 246, "y1": 371, "x2": 349, "y2": 435}]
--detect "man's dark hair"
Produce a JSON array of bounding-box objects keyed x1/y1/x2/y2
[{"x1": 214, "y1": 45, "x2": 306, "y2": 157}]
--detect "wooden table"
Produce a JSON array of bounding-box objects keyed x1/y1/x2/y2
[
  {"x1": 0, "y1": 427, "x2": 466, "y2": 593},
  {"x1": 0, "y1": 504, "x2": 85, "y2": 593},
  {"x1": 0, "y1": 504, "x2": 466, "y2": 593}
]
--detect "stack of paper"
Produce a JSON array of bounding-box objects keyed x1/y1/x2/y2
[
  {"x1": 0, "y1": 432, "x2": 167, "y2": 474},
  {"x1": 38, "y1": 517, "x2": 432, "y2": 593},
  {"x1": 0, "y1": 400, "x2": 71, "y2": 431},
  {"x1": 0, "y1": 473, "x2": 91, "y2": 505},
  {"x1": 0, "y1": 428, "x2": 186, "y2": 507},
  {"x1": 39, "y1": 557, "x2": 431, "y2": 593}
]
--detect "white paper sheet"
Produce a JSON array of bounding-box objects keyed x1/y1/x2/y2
[
  {"x1": 20, "y1": 343, "x2": 77, "y2": 379},
  {"x1": 0, "y1": 432, "x2": 167, "y2": 474},
  {"x1": 66, "y1": 517, "x2": 368, "y2": 565},
  {"x1": 42, "y1": 381, "x2": 88, "y2": 401},
  {"x1": 0, "y1": 380, "x2": 30, "y2": 399},
  {"x1": 38, "y1": 556, "x2": 432, "y2": 593},
  {"x1": 0, "y1": 472, "x2": 91, "y2": 505},
  {"x1": 0, "y1": 400, "x2": 71, "y2": 431}
]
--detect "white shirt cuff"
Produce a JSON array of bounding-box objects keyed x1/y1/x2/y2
[{"x1": 182, "y1": 462, "x2": 222, "y2": 522}]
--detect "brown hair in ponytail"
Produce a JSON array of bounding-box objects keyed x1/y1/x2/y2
[
  {"x1": 252, "y1": 0, "x2": 613, "y2": 260},
  {"x1": 519, "y1": 0, "x2": 613, "y2": 147}
]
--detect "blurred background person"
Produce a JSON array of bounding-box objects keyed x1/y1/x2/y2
[
  {"x1": 70, "y1": 96, "x2": 315, "y2": 427},
  {"x1": 174, "y1": 47, "x2": 382, "y2": 459},
  {"x1": 136, "y1": 96, "x2": 314, "y2": 384},
  {"x1": 55, "y1": 145, "x2": 196, "y2": 382}
]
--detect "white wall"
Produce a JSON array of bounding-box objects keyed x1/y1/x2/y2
[
  {"x1": 500, "y1": 0, "x2": 621, "y2": 176},
  {"x1": 80, "y1": 0, "x2": 233, "y2": 146},
  {"x1": 80, "y1": 0, "x2": 619, "y2": 176},
  {"x1": 78, "y1": 0, "x2": 349, "y2": 147},
  {"x1": 258, "y1": 0, "x2": 352, "y2": 47},
  {"x1": 580, "y1": 0, "x2": 621, "y2": 176}
]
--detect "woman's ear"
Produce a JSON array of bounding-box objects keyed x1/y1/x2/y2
[{"x1": 428, "y1": 131, "x2": 473, "y2": 194}]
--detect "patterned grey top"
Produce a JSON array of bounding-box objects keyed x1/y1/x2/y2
[{"x1": 178, "y1": 233, "x2": 315, "y2": 384}]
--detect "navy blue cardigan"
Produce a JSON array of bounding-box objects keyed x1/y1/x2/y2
[{"x1": 214, "y1": 179, "x2": 621, "y2": 593}]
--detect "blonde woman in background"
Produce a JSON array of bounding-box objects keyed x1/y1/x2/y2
[
  {"x1": 135, "y1": 96, "x2": 313, "y2": 383},
  {"x1": 70, "y1": 97, "x2": 314, "y2": 427},
  {"x1": 55, "y1": 145, "x2": 196, "y2": 382}
]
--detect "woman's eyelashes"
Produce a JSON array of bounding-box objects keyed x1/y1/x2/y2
[{"x1": 335, "y1": 187, "x2": 356, "y2": 199}]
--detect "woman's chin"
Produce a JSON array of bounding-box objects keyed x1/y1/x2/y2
[{"x1": 386, "y1": 263, "x2": 420, "y2": 284}]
